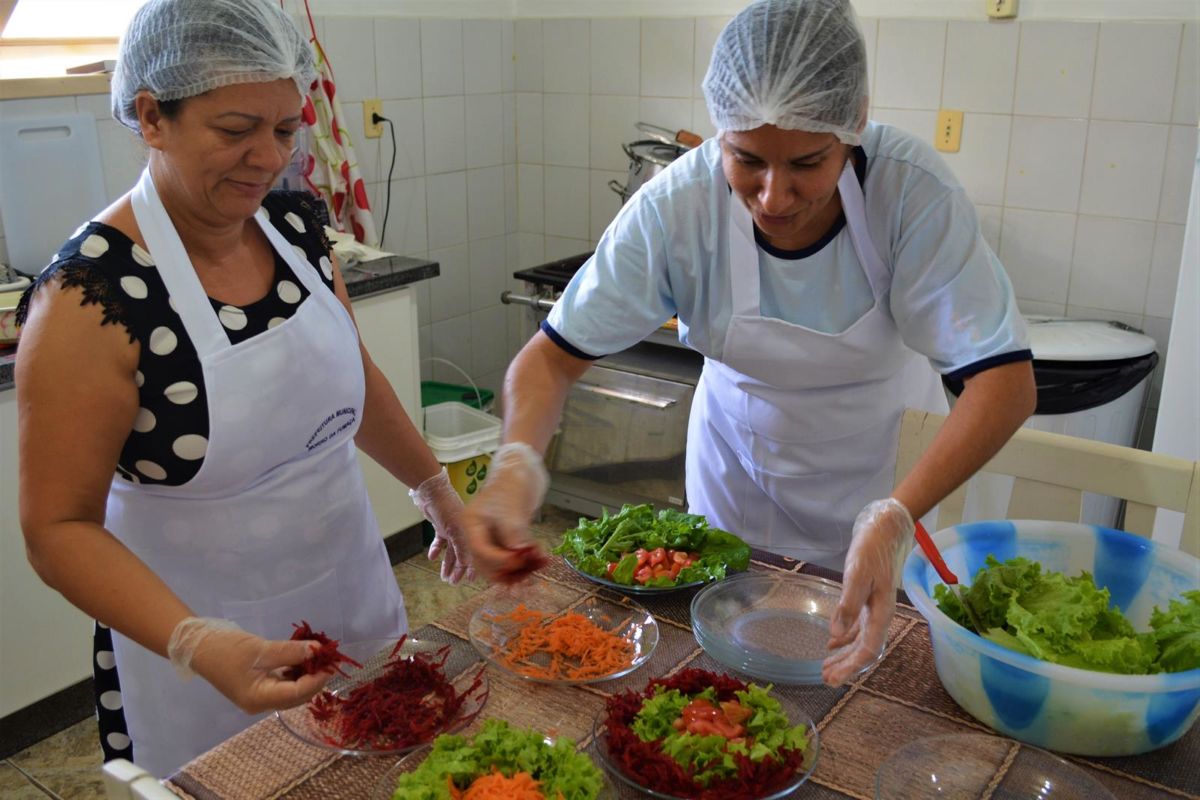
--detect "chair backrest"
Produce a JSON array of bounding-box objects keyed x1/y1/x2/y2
[
  {"x1": 894, "y1": 408, "x2": 1199, "y2": 557},
  {"x1": 101, "y1": 759, "x2": 179, "y2": 800}
]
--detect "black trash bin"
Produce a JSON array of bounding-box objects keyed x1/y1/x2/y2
[{"x1": 943, "y1": 318, "x2": 1158, "y2": 528}]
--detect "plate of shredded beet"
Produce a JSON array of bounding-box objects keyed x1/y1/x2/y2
[
  {"x1": 275, "y1": 634, "x2": 489, "y2": 756},
  {"x1": 468, "y1": 586, "x2": 658, "y2": 686},
  {"x1": 592, "y1": 668, "x2": 819, "y2": 799}
]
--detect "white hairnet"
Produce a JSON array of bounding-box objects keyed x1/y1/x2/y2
[
  {"x1": 111, "y1": 0, "x2": 317, "y2": 131},
  {"x1": 702, "y1": 0, "x2": 868, "y2": 144}
]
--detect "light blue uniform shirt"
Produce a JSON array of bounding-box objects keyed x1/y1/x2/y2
[{"x1": 546, "y1": 121, "x2": 1031, "y2": 378}]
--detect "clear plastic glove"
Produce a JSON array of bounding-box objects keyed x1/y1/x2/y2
[
  {"x1": 822, "y1": 498, "x2": 914, "y2": 686},
  {"x1": 409, "y1": 467, "x2": 473, "y2": 585},
  {"x1": 167, "y1": 617, "x2": 330, "y2": 714},
  {"x1": 460, "y1": 442, "x2": 549, "y2": 583}
]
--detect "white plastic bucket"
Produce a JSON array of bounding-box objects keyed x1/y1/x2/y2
[{"x1": 422, "y1": 402, "x2": 502, "y2": 502}]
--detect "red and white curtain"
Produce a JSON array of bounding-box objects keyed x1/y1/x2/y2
[{"x1": 291, "y1": 0, "x2": 379, "y2": 246}]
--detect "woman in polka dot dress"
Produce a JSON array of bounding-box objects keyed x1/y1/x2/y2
[{"x1": 14, "y1": 0, "x2": 472, "y2": 778}]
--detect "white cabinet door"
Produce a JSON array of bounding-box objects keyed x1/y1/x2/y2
[
  {"x1": 0, "y1": 389, "x2": 93, "y2": 717},
  {"x1": 351, "y1": 287, "x2": 425, "y2": 537}
]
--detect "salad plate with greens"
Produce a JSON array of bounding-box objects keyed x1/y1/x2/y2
[
  {"x1": 375, "y1": 719, "x2": 613, "y2": 799},
  {"x1": 592, "y1": 668, "x2": 818, "y2": 799},
  {"x1": 552, "y1": 504, "x2": 751, "y2": 593}
]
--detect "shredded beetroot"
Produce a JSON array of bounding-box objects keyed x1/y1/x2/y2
[
  {"x1": 497, "y1": 545, "x2": 549, "y2": 584},
  {"x1": 307, "y1": 634, "x2": 486, "y2": 750},
  {"x1": 603, "y1": 669, "x2": 808, "y2": 800},
  {"x1": 283, "y1": 620, "x2": 363, "y2": 680}
]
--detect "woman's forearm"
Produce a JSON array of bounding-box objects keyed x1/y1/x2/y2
[
  {"x1": 891, "y1": 360, "x2": 1036, "y2": 520},
  {"x1": 500, "y1": 331, "x2": 594, "y2": 453},
  {"x1": 25, "y1": 521, "x2": 193, "y2": 659},
  {"x1": 355, "y1": 356, "x2": 442, "y2": 488}
]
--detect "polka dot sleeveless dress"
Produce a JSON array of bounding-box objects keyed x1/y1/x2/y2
[{"x1": 20, "y1": 191, "x2": 337, "y2": 764}]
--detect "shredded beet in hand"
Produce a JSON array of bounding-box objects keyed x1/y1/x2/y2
[
  {"x1": 308, "y1": 634, "x2": 485, "y2": 750},
  {"x1": 497, "y1": 545, "x2": 548, "y2": 584},
  {"x1": 603, "y1": 669, "x2": 808, "y2": 800},
  {"x1": 284, "y1": 620, "x2": 363, "y2": 681}
]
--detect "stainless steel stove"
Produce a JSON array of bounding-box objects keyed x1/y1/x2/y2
[{"x1": 504, "y1": 253, "x2": 703, "y2": 517}]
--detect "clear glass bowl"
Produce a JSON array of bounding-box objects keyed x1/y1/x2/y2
[
  {"x1": 902, "y1": 519, "x2": 1200, "y2": 756},
  {"x1": 591, "y1": 689, "x2": 820, "y2": 799},
  {"x1": 371, "y1": 736, "x2": 618, "y2": 799},
  {"x1": 274, "y1": 636, "x2": 488, "y2": 757},
  {"x1": 469, "y1": 585, "x2": 658, "y2": 685},
  {"x1": 874, "y1": 733, "x2": 1116, "y2": 799},
  {"x1": 690, "y1": 571, "x2": 878, "y2": 685}
]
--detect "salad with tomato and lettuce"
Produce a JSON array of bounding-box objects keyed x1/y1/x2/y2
[
  {"x1": 552, "y1": 504, "x2": 751, "y2": 589},
  {"x1": 389, "y1": 719, "x2": 605, "y2": 800},
  {"x1": 599, "y1": 669, "x2": 812, "y2": 799}
]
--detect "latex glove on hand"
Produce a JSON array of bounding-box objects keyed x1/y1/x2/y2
[
  {"x1": 410, "y1": 467, "x2": 474, "y2": 585},
  {"x1": 822, "y1": 498, "x2": 914, "y2": 686},
  {"x1": 460, "y1": 442, "x2": 550, "y2": 584},
  {"x1": 168, "y1": 617, "x2": 330, "y2": 714}
]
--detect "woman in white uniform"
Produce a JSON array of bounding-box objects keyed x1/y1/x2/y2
[
  {"x1": 463, "y1": 0, "x2": 1036, "y2": 686},
  {"x1": 16, "y1": 0, "x2": 470, "y2": 777}
]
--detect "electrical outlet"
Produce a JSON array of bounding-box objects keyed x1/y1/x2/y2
[
  {"x1": 986, "y1": 0, "x2": 1017, "y2": 18},
  {"x1": 363, "y1": 99, "x2": 383, "y2": 138},
  {"x1": 935, "y1": 109, "x2": 964, "y2": 153}
]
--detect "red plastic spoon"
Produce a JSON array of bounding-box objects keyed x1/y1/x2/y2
[{"x1": 913, "y1": 521, "x2": 985, "y2": 634}]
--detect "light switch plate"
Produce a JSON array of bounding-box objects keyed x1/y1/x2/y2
[
  {"x1": 986, "y1": 0, "x2": 1018, "y2": 18},
  {"x1": 935, "y1": 109, "x2": 964, "y2": 153}
]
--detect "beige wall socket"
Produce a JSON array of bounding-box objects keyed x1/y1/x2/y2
[{"x1": 363, "y1": 99, "x2": 383, "y2": 139}]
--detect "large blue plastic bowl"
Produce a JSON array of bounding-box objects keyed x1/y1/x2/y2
[{"x1": 902, "y1": 520, "x2": 1200, "y2": 756}]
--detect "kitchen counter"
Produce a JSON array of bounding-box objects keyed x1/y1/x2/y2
[
  {"x1": 0, "y1": 254, "x2": 438, "y2": 392},
  {"x1": 164, "y1": 549, "x2": 1199, "y2": 800}
]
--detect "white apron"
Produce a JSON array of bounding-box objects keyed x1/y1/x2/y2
[
  {"x1": 108, "y1": 169, "x2": 407, "y2": 777},
  {"x1": 685, "y1": 159, "x2": 948, "y2": 570}
]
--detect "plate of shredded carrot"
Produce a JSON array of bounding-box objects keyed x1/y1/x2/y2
[
  {"x1": 275, "y1": 633, "x2": 489, "y2": 756},
  {"x1": 468, "y1": 587, "x2": 659, "y2": 685},
  {"x1": 373, "y1": 719, "x2": 616, "y2": 799}
]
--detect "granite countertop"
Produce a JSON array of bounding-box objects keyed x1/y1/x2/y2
[{"x1": 0, "y1": 254, "x2": 438, "y2": 392}]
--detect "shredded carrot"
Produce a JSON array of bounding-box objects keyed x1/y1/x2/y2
[
  {"x1": 447, "y1": 767, "x2": 548, "y2": 799},
  {"x1": 490, "y1": 603, "x2": 635, "y2": 680}
]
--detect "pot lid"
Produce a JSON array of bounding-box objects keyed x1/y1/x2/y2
[{"x1": 1025, "y1": 317, "x2": 1157, "y2": 361}]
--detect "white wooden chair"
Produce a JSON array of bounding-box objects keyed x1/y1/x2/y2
[
  {"x1": 894, "y1": 408, "x2": 1199, "y2": 558},
  {"x1": 101, "y1": 759, "x2": 179, "y2": 800}
]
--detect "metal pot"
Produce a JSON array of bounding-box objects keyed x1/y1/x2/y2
[{"x1": 608, "y1": 139, "x2": 688, "y2": 203}]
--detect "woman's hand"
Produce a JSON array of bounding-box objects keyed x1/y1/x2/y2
[
  {"x1": 822, "y1": 498, "x2": 912, "y2": 686},
  {"x1": 169, "y1": 618, "x2": 331, "y2": 714},
  {"x1": 410, "y1": 468, "x2": 474, "y2": 585},
  {"x1": 460, "y1": 443, "x2": 549, "y2": 582}
]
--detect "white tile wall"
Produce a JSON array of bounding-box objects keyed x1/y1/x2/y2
[{"x1": 2, "y1": 14, "x2": 1193, "y2": 420}]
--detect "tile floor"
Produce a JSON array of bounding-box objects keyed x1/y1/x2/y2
[{"x1": 2, "y1": 506, "x2": 581, "y2": 799}]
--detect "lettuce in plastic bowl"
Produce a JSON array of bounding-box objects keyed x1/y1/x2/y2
[{"x1": 902, "y1": 520, "x2": 1200, "y2": 757}]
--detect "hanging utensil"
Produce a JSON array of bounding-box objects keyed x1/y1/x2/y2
[
  {"x1": 634, "y1": 121, "x2": 704, "y2": 149},
  {"x1": 913, "y1": 521, "x2": 985, "y2": 635}
]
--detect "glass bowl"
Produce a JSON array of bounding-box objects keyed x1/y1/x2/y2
[
  {"x1": 469, "y1": 585, "x2": 658, "y2": 685},
  {"x1": 591, "y1": 686, "x2": 820, "y2": 799},
  {"x1": 371, "y1": 733, "x2": 618, "y2": 799},
  {"x1": 690, "y1": 571, "x2": 878, "y2": 685},
  {"x1": 874, "y1": 733, "x2": 1116, "y2": 799},
  {"x1": 275, "y1": 635, "x2": 488, "y2": 756},
  {"x1": 902, "y1": 520, "x2": 1200, "y2": 756}
]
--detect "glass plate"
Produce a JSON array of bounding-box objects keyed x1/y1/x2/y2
[
  {"x1": 691, "y1": 572, "x2": 880, "y2": 685},
  {"x1": 591, "y1": 678, "x2": 820, "y2": 799},
  {"x1": 371, "y1": 736, "x2": 619, "y2": 800},
  {"x1": 468, "y1": 585, "x2": 658, "y2": 685},
  {"x1": 874, "y1": 734, "x2": 1116, "y2": 799},
  {"x1": 562, "y1": 555, "x2": 710, "y2": 594},
  {"x1": 275, "y1": 635, "x2": 489, "y2": 756}
]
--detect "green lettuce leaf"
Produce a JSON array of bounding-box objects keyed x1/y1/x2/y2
[{"x1": 1149, "y1": 590, "x2": 1200, "y2": 672}]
